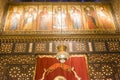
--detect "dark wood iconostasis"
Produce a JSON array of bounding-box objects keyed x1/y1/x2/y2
[{"x1": 0, "y1": 1, "x2": 120, "y2": 80}]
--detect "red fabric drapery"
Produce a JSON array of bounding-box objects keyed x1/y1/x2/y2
[{"x1": 35, "y1": 55, "x2": 89, "y2": 80}]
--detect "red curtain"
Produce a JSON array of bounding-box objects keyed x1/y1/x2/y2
[{"x1": 35, "y1": 55, "x2": 89, "y2": 80}]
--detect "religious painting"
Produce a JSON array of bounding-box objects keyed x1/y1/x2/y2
[
  {"x1": 0, "y1": 1, "x2": 4, "y2": 24},
  {"x1": 96, "y1": 4, "x2": 116, "y2": 30},
  {"x1": 0, "y1": 7, "x2": 3, "y2": 23},
  {"x1": 82, "y1": 5, "x2": 99, "y2": 30},
  {"x1": 3, "y1": 2, "x2": 116, "y2": 34},
  {"x1": 22, "y1": 6, "x2": 37, "y2": 31},
  {"x1": 4, "y1": 5, "x2": 23, "y2": 30},
  {"x1": 68, "y1": 5, "x2": 83, "y2": 30},
  {"x1": 37, "y1": 5, "x2": 52, "y2": 31},
  {"x1": 52, "y1": 5, "x2": 68, "y2": 30},
  {"x1": 35, "y1": 55, "x2": 89, "y2": 80}
]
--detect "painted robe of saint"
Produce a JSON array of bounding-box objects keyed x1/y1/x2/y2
[
  {"x1": 53, "y1": 7, "x2": 67, "y2": 30},
  {"x1": 69, "y1": 6, "x2": 82, "y2": 29},
  {"x1": 7, "y1": 7, "x2": 21, "y2": 30},
  {"x1": 38, "y1": 7, "x2": 49, "y2": 30},
  {"x1": 97, "y1": 7, "x2": 115, "y2": 30},
  {"x1": 0, "y1": 6, "x2": 3, "y2": 24},
  {"x1": 23, "y1": 7, "x2": 37, "y2": 30},
  {"x1": 84, "y1": 6, "x2": 98, "y2": 29}
]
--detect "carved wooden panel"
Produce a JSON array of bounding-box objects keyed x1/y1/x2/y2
[
  {"x1": 6, "y1": 64, "x2": 35, "y2": 80},
  {"x1": 88, "y1": 54, "x2": 120, "y2": 79},
  {"x1": 34, "y1": 42, "x2": 47, "y2": 53},
  {"x1": 73, "y1": 42, "x2": 87, "y2": 52},
  {"x1": 89, "y1": 62, "x2": 116, "y2": 79},
  {"x1": 107, "y1": 42, "x2": 120, "y2": 52},
  {"x1": 0, "y1": 43, "x2": 13, "y2": 53},
  {"x1": 94, "y1": 42, "x2": 107, "y2": 52},
  {"x1": 0, "y1": 41, "x2": 119, "y2": 54},
  {"x1": 0, "y1": 55, "x2": 36, "y2": 79},
  {"x1": 14, "y1": 43, "x2": 27, "y2": 53}
]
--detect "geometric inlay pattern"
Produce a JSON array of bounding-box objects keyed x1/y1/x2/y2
[
  {"x1": 74, "y1": 42, "x2": 87, "y2": 52},
  {"x1": 0, "y1": 64, "x2": 4, "y2": 78},
  {"x1": 35, "y1": 43, "x2": 46, "y2": 53},
  {"x1": 88, "y1": 63, "x2": 115, "y2": 80},
  {"x1": 14, "y1": 43, "x2": 27, "y2": 53},
  {"x1": 0, "y1": 55, "x2": 36, "y2": 80},
  {"x1": 87, "y1": 54, "x2": 120, "y2": 63},
  {"x1": 0, "y1": 43, "x2": 13, "y2": 53},
  {"x1": 94, "y1": 42, "x2": 107, "y2": 52},
  {"x1": 0, "y1": 41, "x2": 120, "y2": 53},
  {"x1": 0, "y1": 54, "x2": 120, "y2": 79},
  {"x1": 107, "y1": 42, "x2": 120, "y2": 52},
  {"x1": 118, "y1": 67, "x2": 120, "y2": 79},
  {"x1": 7, "y1": 64, "x2": 35, "y2": 80},
  {"x1": 0, "y1": 55, "x2": 35, "y2": 65}
]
